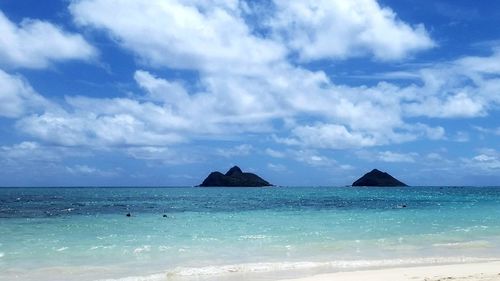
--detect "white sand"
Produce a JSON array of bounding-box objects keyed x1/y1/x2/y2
[{"x1": 281, "y1": 261, "x2": 500, "y2": 281}]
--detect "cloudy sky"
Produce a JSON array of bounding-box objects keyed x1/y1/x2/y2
[{"x1": 0, "y1": 0, "x2": 499, "y2": 187}]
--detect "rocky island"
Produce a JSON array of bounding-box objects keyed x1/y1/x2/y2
[
  {"x1": 352, "y1": 169, "x2": 408, "y2": 187},
  {"x1": 199, "y1": 166, "x2": 272, "y2": 187}
]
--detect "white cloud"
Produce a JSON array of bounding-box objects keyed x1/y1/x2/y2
[
  {"x1": 5, "y1": 0, "x2": 500, "y2": 185},
  {"x1": 126, "y1": 146, "x2": 201, "y2": 165},
  {"x1": 0, "y1": 142, "x2": 60, "y2": 162},
  {"x1": 399, "y1": 51, "x2": 500, "y2": 119},
  {"x1": 16, "y1": 99, "x2": 185, "y2": 147},
  {"x1": 356, "y1": 150, "x2": 417, "y2": 163},
  {"x1": 280, "y1": 123, "x2": 380, "y2": 149},
  {"x1": 6, "y1": 0, "x2": 500, "y2": 156},
  {"x1": 70, "y1": 0, "x2": 285, "y2": 73},
  {"x1": 0, "y1": 11, "x2": 96, "y2": 69},
  {"x1": 377, "y1": 151, "x2": 416, "y2": 163},
  {"x1": 127, "y1": 146, "x2": 171, "y2": 160},
  {"x1": 278, "y1": 121, "x2": 445, "y2": 150},
  {"x1": 133, "y1": 69, "x2": 286, "y2": 134},
  {"x1": 456, "y1": 49, "x2": 500, "y2": 74},
  {"x1": 406, "y1": 123, "x2": 445, "y2": 140},
  {"x1": 292, "y1": 149, "x2": 335, "y2": 167},
  {"x1": 62, "y1": 0, "x2": 491, "y2": 152},
  {"x1": 14, "y1": 67, "x2": 287, "y2": 147},
  {"x1": 424, "y1": 152, "x2": 453, "y2": 166},
  {"x1": 404, "y1": 92, "x2": 485, "y2": 118},
  {"x1": 17, "y1": 49, "x2": 491, "y2": 151},
  {"x1": 473, "y1": 154, "x2": 496, "y2": 162},
  {"x1": 134, "y1": 70, "x2": 189, "y2": 104},
  {"x1": 66, "y1": 165, "x2": 118, "y2": 176},
  {"x1": 463, "y1": 150, "x2": 500, "y2": 172},
  {"x1": 0, "y1": 70, "x2": 49, "y2": 118},
  {"x1": 270, "y1": 0, "x2": 434, "y2": 61},
  {"x1": 69, "y1": 0, "x2": 434, "y2": 71}
]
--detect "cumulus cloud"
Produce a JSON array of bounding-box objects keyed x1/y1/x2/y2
[
  {"x1": 6, "y1": 0, "x2": 500, "y2": 156},
  {"x1": 404, "y1": 92, "x2": 485, "y2": 118},
  {"x1": 14, "y1": 67, "x2": 286, "y2": 148},
  {"x1": 16, "y1": 97, "x2": 185, "y2": 147},
  {"x1": 16, "y1": 46, "x2": 499, "y2": 151},
  {"x1": 69, "y1": 0, "x2": 434, "y2": 72},
  {"x1": 279, "y1": 123, "x2": 380, "y2": 149},
  {"x1": 70, "y1": 0, "x2": 285, "y2": 73},
  {"x1": 134, "y1": 70, "x2": 189, "y2": 104},
  {"x1": 0, "y1": 141, "x2": 61, "y2": 162},
  {"x1": 277, "y1": 122, "x2": 445, "y2": 150},
  {"x1": 133, "y1": 69, "x2": 286, "y2": 133},
  {"x1": 58, "y1": 0, "x2": 453, "y2": 151},
  {"x1": 0, "y1": 10, "x2": 96, "y2": 69},
  {"x1": 0, "y1": 70, "x2": 50, "y2": 118},
  {"x1": 270, "y1": 0, "x2": 435, "y2": 61}
]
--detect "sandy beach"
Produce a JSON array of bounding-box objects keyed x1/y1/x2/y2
[{"x1": 282, "y1": 261, "x2": 500, "y2": 281}]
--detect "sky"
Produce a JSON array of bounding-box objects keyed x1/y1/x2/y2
[{"x1": 0, "y1": 0, "x2": 499, "y2": 187}]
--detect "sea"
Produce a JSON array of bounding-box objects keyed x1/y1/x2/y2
[{"x1": 1, "y1": 186, "x2": 500, "y2": 281}]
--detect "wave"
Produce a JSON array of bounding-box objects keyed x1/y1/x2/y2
[
  {"x1": 432, "y1": 240, "x2": 492, "y2": 249},
  {"x1": 96, "y1": 256, "x2": 498, "y2": 281},
  {"x1": 238, "y1": 234, "x2": 268, "y2": 239}
]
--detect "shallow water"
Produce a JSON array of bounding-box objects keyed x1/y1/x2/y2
[{"x1": 1, "y1": 186, "x2": 500, "y2": 281}]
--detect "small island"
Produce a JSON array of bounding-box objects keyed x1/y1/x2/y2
[
  {"x1": 199, "y1": 166, "x2": 272, "y2": 187},
  {"x1": 352, "y1": 169, "x2": 408, "y2": 187}
]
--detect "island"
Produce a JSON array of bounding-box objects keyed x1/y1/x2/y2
[
  {"x1": 352, "y1": 169, "x2": 408, "y2": 187},
  {"x1": 198, "y1": 166, "x2": 272, "y2": 187}
]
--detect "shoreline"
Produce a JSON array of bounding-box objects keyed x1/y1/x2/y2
[
  {"x1": 2, "y1": 259, "x2": 500, "y2": 281},
  {"x1": 281, "y1": 261, "x2": 500, "y2": 281}
]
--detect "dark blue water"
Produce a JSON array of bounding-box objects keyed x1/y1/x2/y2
[{"x1": 2, "y1": 186, "x2": 499, "y2": 217}]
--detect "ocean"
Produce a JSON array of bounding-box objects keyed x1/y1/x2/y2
[{"x1": 1, "y1": 186, "x2": 500, "y2": 281}]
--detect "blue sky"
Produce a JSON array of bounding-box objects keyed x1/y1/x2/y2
[{"x1": 0, "y1": 0, "x2": 499, "y2": 187}]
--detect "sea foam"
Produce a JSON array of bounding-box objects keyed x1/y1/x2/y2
[
  {"x1": 96, "y1": 257, "x2": 498, "y2": 281},
  {"x1": 432, "y1": 240, "x2": 492, "y2": 249}
]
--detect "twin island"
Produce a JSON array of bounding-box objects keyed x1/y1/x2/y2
[{"x1": 199, "y1": 166, "x2": 407, "y2": 187}]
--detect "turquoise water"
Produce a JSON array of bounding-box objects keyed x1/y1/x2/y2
[{"x1": 1, "y1": 187, "x2": 500, "y2": 281}]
